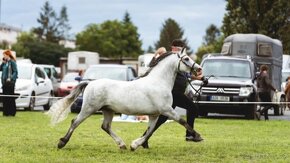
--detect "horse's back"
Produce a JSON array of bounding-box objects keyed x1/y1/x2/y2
[{"x1": 82, "y1": 78, "x2": 171, "y2": 115}]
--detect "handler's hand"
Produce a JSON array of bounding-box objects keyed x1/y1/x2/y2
[{"x1": 201, "y1": 76, "x2": 208, "y2": 86}]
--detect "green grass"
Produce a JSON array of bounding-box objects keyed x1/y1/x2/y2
[{"x1": 0, "y1": 112, "x2": 290, "y2": 163}]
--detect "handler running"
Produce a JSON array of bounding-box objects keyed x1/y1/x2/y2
[{"x1": 141, "y1": 39, "x2": 207, "y2": 148}]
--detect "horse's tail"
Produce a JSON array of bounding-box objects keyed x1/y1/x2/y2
[{"x1": 46, "y1": 82, "x2": 89, "y2": 125}]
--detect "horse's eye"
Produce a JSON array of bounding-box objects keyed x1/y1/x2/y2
[{"x1": 184, "y1": 57, "x2": 189, "y2": 61}]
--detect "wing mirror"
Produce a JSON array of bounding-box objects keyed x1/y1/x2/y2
[{"x1": 75, "y1": 76, "x2": 82, "y2": 82}]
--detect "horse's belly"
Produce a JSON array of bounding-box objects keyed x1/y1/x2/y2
[{"x1": 106, "y1": 94, "x2": 160, "y2": 115}]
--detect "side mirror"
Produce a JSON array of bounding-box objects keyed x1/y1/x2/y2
[{"x1": 75, "y1": 76, "x2": 82, "y2": 82}]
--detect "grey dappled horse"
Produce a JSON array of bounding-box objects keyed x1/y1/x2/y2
[{"x1": 46, "y1": 49, "x2": 202, "y2": 151}]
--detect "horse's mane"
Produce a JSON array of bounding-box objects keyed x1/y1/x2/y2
[
  {"x1": 148, "y1": 52, "x2": 173, "y2": 67},
  {"x1": 139, "y1": 52, "x2": 173, "y2": 78}
]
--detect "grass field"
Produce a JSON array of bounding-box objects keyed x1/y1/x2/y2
[{"x1": 0, "y1": 111, "x2": 290, "y2": 163}]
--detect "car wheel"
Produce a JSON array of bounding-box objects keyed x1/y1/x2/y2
[
  {"x1": 25, "y1": 92, "x2": 35, "y2": 111},
  {"x1": 44, "y1": 91, "x2": 54, "y2": 110}
]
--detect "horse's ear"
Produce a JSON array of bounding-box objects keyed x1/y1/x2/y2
[{"x1": 181, "y1": 48, "x2": 186, "y2": 55}]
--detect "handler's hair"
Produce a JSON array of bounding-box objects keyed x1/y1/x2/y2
[
  {"x1": 171, "y1": 39, "x2": 185, "y2": 47},
  {"x1": 155, "y1": 47, "x2": 166, "y2": 56},
  {"x1": 3, "y1": 49, "x2": 16, "y2": 61},
  {"x1": 260, "y1": 65, "x2": 269, "y2": 72}
]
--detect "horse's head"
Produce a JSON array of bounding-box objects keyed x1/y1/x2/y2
[{"x1": 177, "y1": 48, "x2": 202, "y2": 74}]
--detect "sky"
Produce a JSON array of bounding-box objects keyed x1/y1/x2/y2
[{"x1": 1, "y1": 0, "x2": 227, "y2": 52}]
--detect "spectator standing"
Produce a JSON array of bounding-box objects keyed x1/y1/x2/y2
[
  {"x1": 256, "y1": 65, "x2": 277, "y2": 120},
  {"x1": 0, "y1": 50, "x2": 18, "y2": 116}
]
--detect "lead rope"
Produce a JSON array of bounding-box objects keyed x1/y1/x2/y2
[{"x1": 185, "y1": 75, "x2": 214, "y2": 103}]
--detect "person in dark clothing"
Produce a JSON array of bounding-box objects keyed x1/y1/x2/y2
[
  {"x1": 141, "y1": 39, "x2": 206, "y2": 149},
  {"x1": 0, "y1": 50, "x2": 18, "y2": 116},
  {"x1": 256, "y1": 65, "x2": 277, "y2": 120}
]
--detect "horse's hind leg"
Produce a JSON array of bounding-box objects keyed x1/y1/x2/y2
[
  {"x1": 162, "y1": 108, "x2": 198, "y2": 136},
  {"x1": 101, "y1": 109, "x2": 127, "y2": 149},
  {"x1": 130, "y1": 115, "x2": 158, "y2": 151},
  {"x1": 58, "y1": 108, "x2": 94, "y2": 149}
]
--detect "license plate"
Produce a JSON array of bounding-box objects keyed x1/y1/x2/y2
[{"x1": 210, "y1": 96, "x2": 230, "y2": 101}]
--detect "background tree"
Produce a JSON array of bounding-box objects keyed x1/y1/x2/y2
[
  {"x1": 0, "y1": 40, "x2": 9, "y2": 49},
  {"x1": 12, "y1": 32, "x2": 72, "y2": 65},
  {"x1": 76, "y1": 12, "x2": 143, "y2": 58},
  {"x1": 33, "y1": 1, "x2": 71, "y2": 43},
  {"x1": 204, "y1": 24, "x2": 221, "y2": 45},
  {"x1": 155, "y1": 18, "x2": 191, "y2": 53},
  {"x1": 121, "y1": 11, "x2": 143, "y2": 58},
  {"x1": 195, "y1": 24, "x2": 224, "y2": 63},
  {"x1": 57, "y1": 6, "x2": 71, "y2": 40},
  {"x1": 146, "y1": 45, "x2": 154, "y2": 53},
  {"x1": 222, "y1": 0, "x2": 290, "y2": 53},
  {"x1": 11, "y1": 32, "x2": 36, "y2": 58}
]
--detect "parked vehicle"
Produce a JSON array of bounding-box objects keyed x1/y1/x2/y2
[
  {"x1": 187, "y1": 34, "x2": 285, "y2": 119},
  {"x1": 58, "y1": 72, "x2": 80, "y2": 97},
  {"x1": 281, "y1": 69, "x2": 290, "y2": 92},
  {"x1": 281, "y1": 55, "x2": 290, "y2": 92},
  {"x1": 67, "y1": 51, "x2": 99, "y2": 72},
  {"x1": 0, "y1": 63, "x2": 54, "y2": 110},
  {"x1": 71, "y1": 64, "x2": 137, "y2": 113},
  {"x1": 138, "y1": 53, "x2": 154, "y2": 76},
  {"x1": 38, "y1": 64, "x2": 61, "y2": 96}
]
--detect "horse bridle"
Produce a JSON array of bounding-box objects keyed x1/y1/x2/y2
[{"x1": 177, "y1": 53, "x2": 196, "y2": 74}]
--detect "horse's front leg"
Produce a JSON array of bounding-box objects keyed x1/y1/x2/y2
[
  {"x1": 130, "y1": 115, "x2": 158, "y2": 151},
  {"x1": 101, "y1": 109, "x2": 127, "y2": 149},
  {"x1": 162, "y1": 108, "x2": 198, "y2": 136}
]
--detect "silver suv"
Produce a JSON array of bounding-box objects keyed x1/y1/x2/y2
[{"x1": 188, "y1": 55, "x2": 258, "y2": 119}]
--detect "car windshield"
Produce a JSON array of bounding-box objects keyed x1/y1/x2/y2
[
  {"x1": 62, "y1": 73, "x2": 79, "y2": 82},
  {"x1": 83, "y1": 66, "x2": 126, "y2": 81},
  {"x1": 17, "y1": 65, "x2": 32, "y2": 79},
  {"x1": 202, "y1": 59, "x2": 251, "y2": 78}
]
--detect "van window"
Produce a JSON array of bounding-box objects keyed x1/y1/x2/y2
[
  {"x1": 258, "y1": 43, "x2": 272, "y2": 56},
  {"x1": 78, "y1": 57, "x2": 85, "y2": 64},
  {"x1": 221, "y1": 42, "x2": 231, "y2": 55}
]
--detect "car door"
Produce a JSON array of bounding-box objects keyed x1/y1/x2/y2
[{"x1": 34, "y1": 67, "x2": 50, "y2": 105}]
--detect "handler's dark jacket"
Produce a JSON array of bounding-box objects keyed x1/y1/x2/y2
[
  {"x1": 257, "y1": 71, "x2": 275, "y2": 93},
  {"x1": 172, "y1": 72, "x2": 187, "y2": 93}
]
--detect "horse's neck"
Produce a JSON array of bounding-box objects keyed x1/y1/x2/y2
[{"x1": 146, "y1": 55, "x2": 177, "y2": 89}]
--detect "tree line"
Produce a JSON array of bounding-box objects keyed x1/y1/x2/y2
[{"x1": 1, "y1": 0, "x2": 289, "y2": 65}]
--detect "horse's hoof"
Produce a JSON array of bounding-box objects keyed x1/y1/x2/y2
[
  {"x1": 130, "y1": 145, "x2": 137, "y2": 151},
  {"x1": 119, "y1": 144, "x2": 127, "y2": 150},
  {"x1": 57, "y1": 138, "x2": 67, "y2": 149}
]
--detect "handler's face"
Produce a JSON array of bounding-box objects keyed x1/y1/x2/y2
[
  {"x1": 196, "y1": 68, "x2": 202, "y2": 76},
  {"x1": 3, "y1": 54, "x2": 9, "y2": 60},
  {"x1": 171, "y1": 46, "x2": 182, "y2": 53}
]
